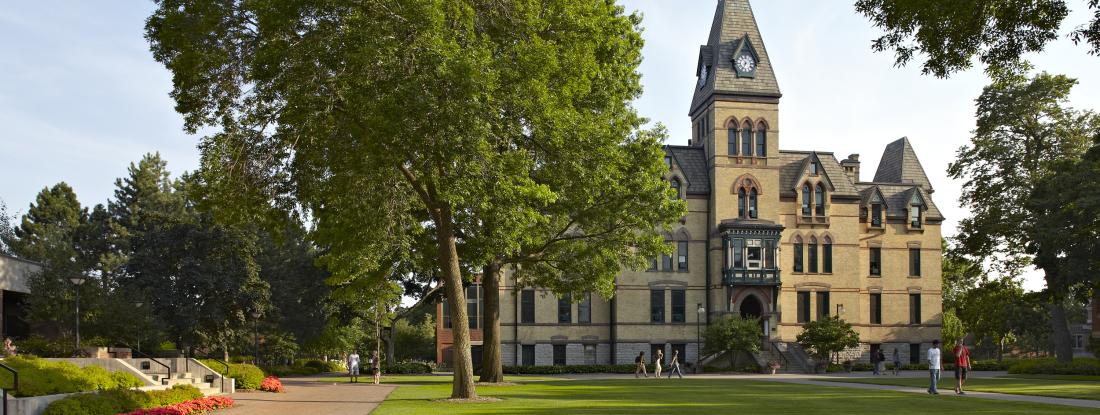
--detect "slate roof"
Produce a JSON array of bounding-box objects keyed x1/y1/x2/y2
[
  {"x1": 855, "y1": 183, "x2": 944, "y2": 221},
  {"x1": 690, "y1": 0, "x2": 781, "y2": 115},
  {"x1": 776, "y1": 151, "x2": 858, "y2": 198},
  {"x1": 666, "y1": 145, "x2": 711, "y2": 195},
  {"x1": 872, "y1": 137, "x2": 933, "y2": 193}
]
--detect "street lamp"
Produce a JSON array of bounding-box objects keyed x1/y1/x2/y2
[
  {"x1": 69, "y1": 274, "x2": 87, "y2": 355},
  {"x1": 696, "y1": 303, "x2": 705, "y2": 374},
  {"x1": 836, "y1": 303, "x2": 845, "y2": 318},
  {"x1": 251, "y1": 310, "x2": 262, "y2": 365},
  {"x1": 132, "y1": 301, "x2": 144, "y2": 353}
]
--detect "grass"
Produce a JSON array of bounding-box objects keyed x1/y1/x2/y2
[
  {"x1": 819, "y1": 375, "x2": 1100, "y2": 401},
  {"x1": 369, "y1": 376, "x2": 1100, "y2": 414}
]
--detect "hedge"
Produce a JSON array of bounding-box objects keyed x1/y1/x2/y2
[
  {"x1": 384, "y1": 361, "x2": 435, "y2": 374},
  {"x1": 263, "y1": 359, "x2": 346, "y2": 377},
  {"x1": 198, "y1": 360, "x2": 264, "y2": 390},
  {"x1": 1008, "y1": 358, "x2": 1100, "y2": 376},
  {"x1": 0, "y1": 356, "x2": 143, "y2": 397},
  {"x1": 44, "y1": 384, "x2": 204, "y2": 415},
  {"x1": 504, "y1": 364, "x2": 637, "y2": 375}
]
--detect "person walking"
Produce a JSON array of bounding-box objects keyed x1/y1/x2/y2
[
  {"x1": 891, "y1": 348, "x2": 901, "y2": 376},
  {"x1": 654, "y1": 349, "x2": 664, "y2": 378},
  {"x1": 666, "y1": 350, "x2": 684, "y2": 379},
  {"x1": 953, "y1": 339, "x2": 971, "y2": 395},
  {"x1": 634, "y1": 351, "x2": 648, "y2": 378},
  {"x1": 871, "y1": 349, "x2": 881, "y2": 375},
  {"x1": 876, "y1": 349, "x2": 886, "y2": 376},
  {"x1": 927, "y1": 340, "x2": 942, "y2": 395},
  {"x1": 347, "y1": 350, "x2": 361, "y2": 383},
  {"x1": 3, "y1": 338, "x2": 16, "y2": 357},
  {"x1": 371, "y1": 351, "x2": 382, "y2": 385}
]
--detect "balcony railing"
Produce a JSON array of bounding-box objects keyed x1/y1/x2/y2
[{"x1": 723, "y1": 269, "x2": 781, "y2": 285}]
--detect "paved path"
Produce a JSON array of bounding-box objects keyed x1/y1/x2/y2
[
  {"x1": 220, "y1": 377, "x2": 394, "y2": 415},
  {"x1": 559, "y1": 372, "x2": 1100, "y2": 410}
]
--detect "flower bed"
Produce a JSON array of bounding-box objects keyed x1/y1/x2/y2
[
  {"x1": 260, "y1": 376, "x2": 283, "y2": 393},
  {"x1": 44, "y1": 385, "x2": 205, "y2": 415},
  {"x1": 121, "y1": 396, "x2": 234, "y2": 415}
]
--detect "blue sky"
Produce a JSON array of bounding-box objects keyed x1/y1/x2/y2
[{"x1": 3, "y1": 1, "x2": 1100, "y2": 291}]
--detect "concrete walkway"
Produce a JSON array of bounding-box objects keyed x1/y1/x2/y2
[
  {"x1": 560, "y1": 372, "x2": 1100, "y2": 410},
  {"x1": 219, "y1": 377, "x2": 394, "y2": 415}
]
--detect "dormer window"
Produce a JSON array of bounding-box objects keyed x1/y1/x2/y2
[
  {"x1": 664, "y1": 156, "x2": 672, "y2": 170},
  {"x1": 910, "y1": 205, "x2": 922, "y2": 228},
  {"x1": 671, "y1": 179, "x2": 682, "y2": 200},
  {"x1": 801, "y1": 184, "x2": 812, "y2": 216},
  {"x1": 814, "y1": 183, "x2": 826, "y2": 216},
  {"x1": 809, "y1": 161, "x2": 819, "y2": 175},
  {"x1": 871, "y1": 203, "x2": 883, "y2": 227}
]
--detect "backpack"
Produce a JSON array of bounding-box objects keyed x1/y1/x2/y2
[{"x1": 635, "y1": 356, "x2": 642, "y2": 364}]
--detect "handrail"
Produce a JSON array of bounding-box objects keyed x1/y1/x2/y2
[
  {"x1": 1, "y1": 360, "x2": 18, "y2": 415},
  {"x1": 126, "y1": 345, "x2": 173, "y2": 382},
  {"x1": 195, "y1": 356, "x2": 231, "y2": 394},
  {"x1": 769, "y1": 341, "x2": 789, "y2": 371}
]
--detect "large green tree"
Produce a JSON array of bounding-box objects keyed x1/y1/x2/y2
[
  {"x1": 796, "y1": 316, "x2": 860, "y2": 366},
  {"x1": 947, "y1": 72, "x2": 1099, "y2": 362},
  {"x1": 146, "y1": 0, "x2": 655, "y2": 398},
  {"x1": 854, "y1": 0, "x2": 1100, "y2": 77},
  {"x1": 703, "y1": 314, "x2": 762, "y2": 370},
  {"x1": 958, "y1": 277, "x2": 1030, "y2": 361}
]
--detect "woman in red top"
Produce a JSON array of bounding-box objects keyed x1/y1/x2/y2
[{"x1": 953, "y1": 339, "x2": 971, "y2": 395}]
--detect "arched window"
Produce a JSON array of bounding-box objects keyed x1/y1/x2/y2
[
  {"x1": 741, "y1": 121, "x2": 753, "y2": 156},
  {"x1": 738, "y1": 188, "x2": 747, "y2": 218},
  {"x1": 792, "y1": 235, "x2": 804, "y2": 273},
  {"x1": 671, "y1": 179, "x2": 682, "y2": 200},
  {"x1": 808, "y1": 236, "x2": 819, "y2": 273},
  {"x1": 749, "y1": 189, "x2": 758, "y2": 219},
  {"x1": 822, "y1": 236, "x2": 833, "y2": 273},
  {"x1": 756, "y1": 122, "x2": 767, "y2": 157},
  {"x1": 814, "y1": 183, "x2": 825, "y2": 216},
  {"x1": 801, "y1": 184, "x2": 812, "y2": 216},
  {"x1": 727, "y1": 125, "x2": 738, "y2": 156}
]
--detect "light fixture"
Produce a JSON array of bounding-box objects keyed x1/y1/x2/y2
[{"x1": 69, "y1": 274, "x2": 87, "y2": 286}]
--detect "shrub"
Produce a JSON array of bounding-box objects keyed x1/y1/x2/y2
[
  {"x1": 199, "y1": 360, "x2": 264, "y2": 390},
  {"x1": 384, "y1": 360, "x2": 434, "y2": 374},
  {"x1": 504, "y1": 364, "x2": 638, "y2": 375},
  {"x1": 1008, "y1": 358, "x2": 1100, "y2": 376},
  {"x1": 260, "y1": 376, "x2": 284, "y2": 393},
  {"x1": 44, "y1": 385, "x2": 204, "y2": 415},
  {"x1": 121, "y1": 395, "x2": 234, "y2": 415},
  {"x1": 16, "y1": 335, "x2": 71, "y2": 358},
  {"x1": 0, "y1": 356, "x2": 144, "y2": 397},
  {"x1": 301, "y1": 359, "x2": 345, "y2": 373}
]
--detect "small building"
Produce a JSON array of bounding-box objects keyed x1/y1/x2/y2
[{"x1": 0, "y1": 253, "x2": 37, "y2": 340}]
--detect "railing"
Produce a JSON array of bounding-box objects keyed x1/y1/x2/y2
[
  {"x1": 0, "y1": 361, "x2": 17, "y2": 415},
  {"x1": 769, "y1": 341, "x2": 789, "y2": 372},
  {"x1": 128, "y1": 346, "x2": 173, "y2": 383},
  {"x1": 723, "y1": 269, "x2": 780, "y2": 285},
  {"x1": 196, "y1": 356, "x2": 231, "y2": 393}
]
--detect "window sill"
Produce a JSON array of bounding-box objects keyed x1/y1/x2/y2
[
  {"x1": 868, "y1": 275, "x2": 882, "y2": 278},
  {"x1": 907, "y1": 275, "x2": 922, "y2": 279},
  {"x1": 907, "y1": 226, "x2": 926, "y2": 233},
  {"x1": 796, "y1": 215, "x2": 831, "y2": 228}
]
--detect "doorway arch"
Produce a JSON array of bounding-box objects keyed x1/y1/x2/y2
[{"x1": 739, "y1": 295, "x2": 763, "y2": 319}]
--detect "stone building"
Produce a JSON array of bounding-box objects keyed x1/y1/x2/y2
[
  {"x1": 436, "y1": 0, "x2": 943, "y2": 369},
  {"x1": 0, "y1": 253, "x2": 37, "y2": 340}
]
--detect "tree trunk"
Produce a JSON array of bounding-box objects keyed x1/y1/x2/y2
[
  {"x1": 385, "y1": 325, "x2": 396, "y2": 363},
  {"x1": 1050, "y1": 301, "x2": 1074, "y2": 363},
  {"x1": 436, "y1": 209, "x2": 478, "y2": 399},
  {"x1": 997, "y1": 337, "x2": 1004, "y2": 363},
  {"x1": 479, "y1": 262, "x2": 504, "y2": 383}
]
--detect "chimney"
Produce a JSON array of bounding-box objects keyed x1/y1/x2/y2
[{"x1": 841, "y1": 154, "x2": 861, "y2": 183}]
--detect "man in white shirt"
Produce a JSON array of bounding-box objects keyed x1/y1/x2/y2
[
  {"x1": 926, "y1": 340, "x2": 942, "y2": 395},
  {"x1": 348, "y1": 351, "x2": 361, "y2": 383}
]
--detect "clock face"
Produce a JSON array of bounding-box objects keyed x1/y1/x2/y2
[
  {"x1": 735, "y1": 54, "x2": 756, "y2": 73},
  {"x1": 698, "y1": 65, "x2": 708, "y2": 88}
]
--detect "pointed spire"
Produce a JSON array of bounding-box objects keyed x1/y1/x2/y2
[
  {"x1": 690, "y1": 0, "x2": 781, "y2": 115},
  {"x1": 873, "y1": 137, "x2": 934, "y2": 193}
]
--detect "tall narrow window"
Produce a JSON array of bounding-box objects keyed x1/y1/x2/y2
[
  {"x1": 733, "y1": 238, "x2": 744, "y2": 268},
  {"x1": 764, "y1": 239, "x2": 776, "y2": 269},
  {"x1": 442, "y1": 301, "x2": 451, "y2": 328},
  {"x1": 728, "y1": 126, "x2": 738, "y2": 156},
  {"x1": 910, "y1": 344, "x2": 921, "y2": 364},
  {"x1": 741, "y1": 122, "x2": 753, "y2": 156},
  {"x1": 467, "y1": 284, "x2": 481, "y2": 329},
  {"x1": 553, "y1": 344, "x2": 566, "y2": 366},
  {"x1": 909, "y1": 248, "x2": 921, "y2": 277},
  {"x1": 522, "y1": 345, "x2": 535, "y2": 366},
  {"x1": 910, "y1": 206, "x2": 922, "y2": 228},
  {"x1": 662, "y1": 253, "x2": 673, "y2": 271},
  {"x1": 648, "y1": 257, "x2": 657, "y2": 272},
  {"x1": 671, "y1": 289, "x2": 686, "y2": 323},
  {"x1": 815, "y1": 183, "x2": 825, "y2": 216},
  {"x1": 808, "y1": 237, "x2": 819, "y2": 273},
  {"x1": 520, "y1": 289, "x2": 535, "y2": 323},
  {"x1": 793, "y1": 240, "x2": 804, "y2": 273},
  {"x1": 797, "y1": 292, "x2": 811, "y2": 323},
  {"x1": 749, "y1": 189, "x2": 758, "y2": 219},
  {"x1": 584, "y1": 344, "x2": 597, "y2": 365},
  {"x1": 677, "y1": 241, "x2": 689, "y2": 272},
  {"x1": 670, "y1": 179, "x2": 682, "y2": 200},
  {"x1": 578, "y1": 293, "x2": 592, "y2": 324},
  {"x1": 871, "y1": 204, "x2": 883, "y2": 227},
  {"x1": 802, "y1": 184, "x2": 812, "y2": 216},
  {"x1": 650, "y1": 289, "x2": 665, "y2": 323},
  {"x1": 909, "y1": 294, "x2": 921, "y2": 324},
  {"x1": 810, "y1": 161, "x2": 819, "y2": 175},
  {"x1": 870, "y1": 247, "x2": 882, "y2": 276},
  {"x1": 816, "y1": 291, "x2": 830, "y2": 321},
  {"x1": 664, "y1": 156, "x2": 672, "y2": 170},
  {"x1": 870, "y1": 293, "x2": 882, "y2": 324},
  {"x1": 756, "y1": 122, "x2": 767, "y2": 156},
  {"x1": 822, "y1": 236, "x2": 833, "y2": 273},
  {"x1": 746, "y1": 240, "x2": 762, "y2": 269},
  {"x1": 738, "y1": 188, "x2": 747, "y2": 218},
  {"x1": 558, "y1": 294, "x2": 572, "y2": 324}
]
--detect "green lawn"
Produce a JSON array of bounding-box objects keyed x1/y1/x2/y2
[
  {"x1": 370, "y1": 376, "x2": 1099, "y2": 414},
  {"x1": 819, "y1": 375, "x2": 1100, "y2": 401}
]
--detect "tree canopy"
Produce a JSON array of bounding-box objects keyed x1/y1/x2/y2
[
  {"x1": 796, "y1": 316, "x2": 860, "y2": 364},
  {"x1": 703, "y1": 314, "x2": 761, "y2": 370}
]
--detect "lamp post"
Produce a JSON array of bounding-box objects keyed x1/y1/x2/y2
[
  {"x1": 251, "y1": 310, "x2": 262, "y2": 365},
  {"x1": 133, "y1": 301, "x2": 144, "y2": 353},
  {"x1": 836, "y1": 304, "x2": 845, "y2": 318},
  {"x1": 69, "y1": 274, "x2": 87, "y2": 355},
  {"x1": 696, "y1": 303, "x2": 705, "y2": 374}
]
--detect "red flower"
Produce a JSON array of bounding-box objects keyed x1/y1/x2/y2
[
  {"x1": 260, "y1": 376, "x2": 284, "y2": 393},
  {"x1": 119, "y1": 396, "x2": 235, "y2": 415}
]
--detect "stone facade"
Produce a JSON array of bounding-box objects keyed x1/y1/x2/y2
[{"x1": 436, "y1": 0, "x2": 943, "y2": 369}]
